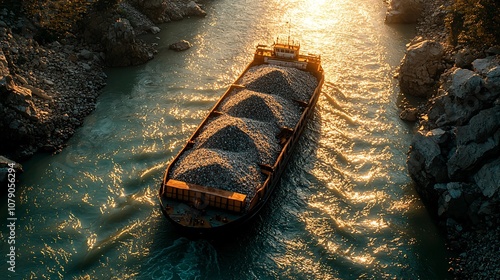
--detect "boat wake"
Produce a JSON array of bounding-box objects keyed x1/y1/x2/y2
[{"x1": 140, "y1": 238, "x2": 220, "y2": 279}]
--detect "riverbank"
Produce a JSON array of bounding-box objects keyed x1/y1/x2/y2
[
  {"x1": 394, "y1": 0, "x2": 500, "y2": 278},
  {"x1": 0, "y1": 1, "x2": 206, "y2": 162}
]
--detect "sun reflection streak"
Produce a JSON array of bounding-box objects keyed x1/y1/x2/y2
[
  {"x1": 361, "y1": 218, "x2": 389, "y2": 232},
  {"x1": 87, "y1": 233, "x2": 97, "y2": 250}
]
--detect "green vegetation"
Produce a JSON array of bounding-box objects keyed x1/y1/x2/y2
[
  {"x1": 21, "y1": 0, "x2": 120, "y2": 39},
  {"x1": 446, "y1": 0, "x2": 500, "y2": 49}
]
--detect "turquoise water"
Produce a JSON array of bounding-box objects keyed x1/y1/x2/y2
[{"x1": 2, "y1": 0, "x2": 449, "y2": 279}]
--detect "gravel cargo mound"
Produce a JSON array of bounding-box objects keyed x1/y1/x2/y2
[
  {"x1": 219, "y1": 89, "x2": 302, "y2": 128},
  {"x1": 170, "y1": 64, "x2": 318, "y2": 198},
  {"x1": 237, "y1": 65, "x2": 318, "y2": 102},
  {"x1": 195, "y1": 114, "x2": 280, "y2": 165},
  {"x1": 171, "y1": 148, "x2": 263, "y2": 198}
]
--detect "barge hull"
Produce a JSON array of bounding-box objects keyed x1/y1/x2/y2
[{"x1": 159, "y1": 40, "x2": 324, "y2": 236}]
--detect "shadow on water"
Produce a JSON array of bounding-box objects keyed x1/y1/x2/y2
[
  {"x1": 139, "y1": 109, "x2": 323, "y2": 280},
  {"x1": 141, "y1": 87, "x2": 450, "y2": 279}
]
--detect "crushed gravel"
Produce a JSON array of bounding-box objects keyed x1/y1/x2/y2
[
  {"x1": 170, "y1": 148, "x2": 263, "y2": 198},
  {"x1": 219, "y1": 88, "x2": 302, "y2": 128},
  {"x1": 169, "y1": 64, "x2": 318, "y2": 199},
  {"x1": 195, "y1": 114, "x2": 280, "y2": 165},
  {"x1": 237, "y1": 65, "x2": 318, "y2": 102}
]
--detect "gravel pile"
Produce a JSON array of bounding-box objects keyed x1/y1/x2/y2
[
  {"x1": 170, "y1": 64, "x2": 318, "y2": 201},
  {"x1": 170, "y1": 148, "x2": 263, "y2": 197},
  {"x1": 237, "y1": 65, "x2": 318, "y2": 102},
  {"x1": 195, "y1": 114, "x2": 280, "y2": 165},
  {"x1": 219, "y1": 89, "x2": 302, "y2": 128}
]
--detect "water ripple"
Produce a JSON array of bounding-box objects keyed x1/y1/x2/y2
[{"x1": 3, "y1": 0, "x2": 451, "y2": 279}]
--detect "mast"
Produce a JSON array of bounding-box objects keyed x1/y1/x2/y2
[{"x1": 287, "y1": 21, "x2": 290, "y2": 46}]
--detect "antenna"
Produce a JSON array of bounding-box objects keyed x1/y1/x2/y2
[{"x1": 286, "y1": 21, "x2": 291, "y2": 46}]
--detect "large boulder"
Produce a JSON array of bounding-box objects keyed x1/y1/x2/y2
[
  {"x1": 186, "y1": 1, "x2": 207, "y2": 17},
  {"x1": 385, "y1": 0, "x2": 423, "y2": 24},
  {"x1": 407, "y1": 129, "x2": 449, "y2": 190},
  {"x1": 423, "y1": 61, "x2": 500, "y2": 128},
  {"x1": 473, "y1": 158, "x2": 500, "y2": 199},
  {"x1": 169, "y1": 40, "x2": 192, "y2": 51},
  {"x1": 472, "y1": 56, "x2": 500, "y2": 94},
  {"x1": 399, "y1": 39, "x2": 445, "y2": 97},
  {"x1": 447, "y1": 68, "x2": 483, "y2": 99},
  {"x1": 447, "y1": 106, "x2": 500, "y2": 180},
  {"x1": 104, "y1": 18, "x2": 153, "y2": 66},
  {"x1": 128, "y1": 0, "x2": 169, "y2": 23},
  {"x1": 425, "y1": 69, "x2": 484, "y2": 127}
]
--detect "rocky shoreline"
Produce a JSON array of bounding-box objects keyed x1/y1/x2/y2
[
  {"x1": 0, "y1": 0, "x2": 207, "y2": 164},
  {"x1": 0, "y1": 0, "x2": 207, "y2": 191},
  {"x1": 389, "y1": 0, "x2": 500, "y2": 278}
]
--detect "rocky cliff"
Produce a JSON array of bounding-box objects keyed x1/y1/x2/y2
[
  {"x1": 0, "y1": 26, "x2": 107, "y2": 159},
  {"x1": 0, "y1": 1, "x2": 207, "y2": 161},
  {"x1": 385, "y1": 0, "x2": 422, "y2": 24},
  {"x1": 393, "y1": 0, "x2": 500, "y2": 278}
]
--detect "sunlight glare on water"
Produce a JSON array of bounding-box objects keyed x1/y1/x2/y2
[{"x1": 0, "y1": 0, "x2": 450, "y2": 279}]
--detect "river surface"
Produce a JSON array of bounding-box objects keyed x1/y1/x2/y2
[{"x1": 2, "y1": 0, "x2": 450, "y2": 279}]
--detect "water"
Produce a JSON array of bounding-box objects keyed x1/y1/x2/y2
[{"x1": 2, "y1": 0, "x2": 450, "y2": 279}]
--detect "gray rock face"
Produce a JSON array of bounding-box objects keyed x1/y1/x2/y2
[
  {"x1": 447, "y1": 130, "x2": 500, "y2": 180},
  {"x1": 448, "y1": 69, "x2": 483, "y2": 99},
  {"x1": 104, "y1": 18, "x2": 153, "y2": 66},
  {"x1": 424, "y1": 63, "x2": 500, "y2": 128},
  {"x1": 474, "y1": 158, "x2": 500, "y2": 199},
  {"x1": 398, "y1": 39, "x2": 445, "y2": 97},
  {"x1": 186, "y1": 1, "x2": 207, "y2": 17},
  {"x1": 408, "y1": 130, "x2": 449, "y2": 190},
  {"x1": 129, "y1": 0, "x2": 207, "y2": 23},
  {"x1": 385, "y1": 0, "x2": 423, "y2": 24},
  {"x1": 407, "y1": 56, "x2": 500, "y2": 225}
]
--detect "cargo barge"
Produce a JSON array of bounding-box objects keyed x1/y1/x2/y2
[{"x1": 159, "y1": 37, "x2": 324, "y2": 236}]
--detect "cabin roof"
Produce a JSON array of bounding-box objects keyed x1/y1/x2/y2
[{"x1": 274, "y1": 43, "x2": 300, "y2": 51}]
